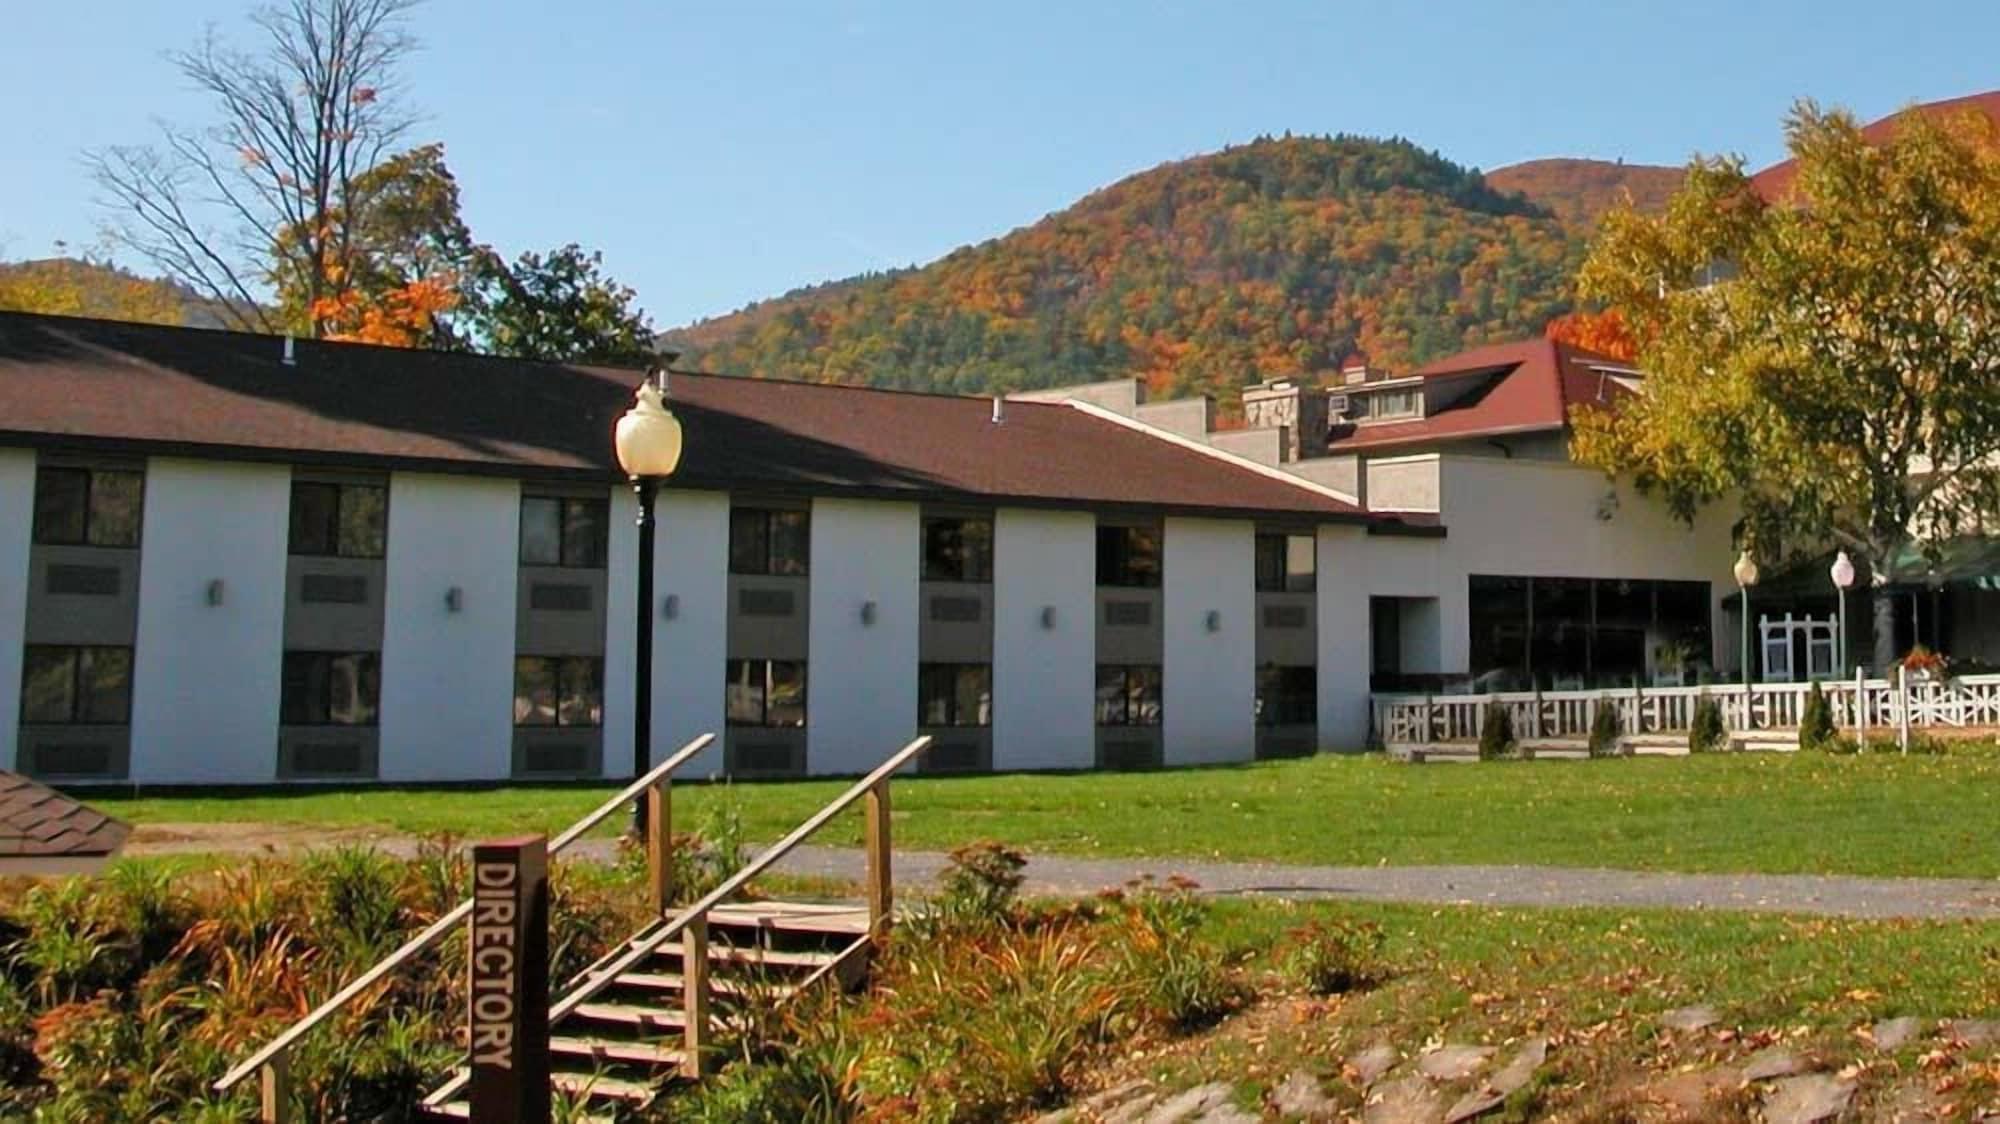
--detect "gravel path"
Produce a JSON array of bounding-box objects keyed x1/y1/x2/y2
[{"x1": 130, "y1": 827, "x2": 1998, "y2": 920}]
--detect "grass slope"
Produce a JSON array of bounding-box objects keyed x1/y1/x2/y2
[{"x1": 98, "y1": 750, "x2": 2000, "y2": 879}]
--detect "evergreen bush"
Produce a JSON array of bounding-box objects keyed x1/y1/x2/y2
[
  {"x1": 1477, "y1": 701, "x2": 1514, "y2": 760},
  {"x1": 1588, "y1": 698, "x2": 1623, "y2": 758},
  {"x1": 1688, "y1": 694, "x2": 1727, "y2": 753},
  {"x1": 1800, "y1": 681, "x2": 1837, "y2": 749}
]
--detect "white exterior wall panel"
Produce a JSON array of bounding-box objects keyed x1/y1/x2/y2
[
  {"x1": 0, "y1": 450, "x2": 35, "y2": 770},
  {"x1": 1162, "y1": 517, "x2": 1256, "y2": 765},
  {"x1": 806, "y1": 499, "x2": 919, "y2": 775},
  {"x1": 653, "y1": 489, "x2": 730, "y2": 776},
  {"x1": 129, "y1": 459, "x2": 290, "y2": 783},
  {"x1": 992, "y1": 507, "x2": 1096, "y2": 770},
  {"x1": 378, "y1": 473, "x2": 518, "y2": 781}
]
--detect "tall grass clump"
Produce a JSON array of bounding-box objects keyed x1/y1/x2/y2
[
  {"x1": 1799, "y1": 681, "x2": 1837, "y2": 749},
  {"x1": 1280, "y1": 918, "x2": 1387, "y2": 995}
]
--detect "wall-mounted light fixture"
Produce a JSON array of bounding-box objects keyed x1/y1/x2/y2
[
  {"x1": 1040, "y1": 605, "x2": 1057, "y2": 630},
  {"x1": 860, "y1": 600, "x2": 878, "y2": 626},
  {"x1": 445, "y1": 586, "x2": 464, "y2": 613},
  {"x1": 1204, "y1": 609, "x2": 1221, "y2": 633},
  {"x1": 205, "y1": 579, "x2": 226, "y2": 607},
  {"x1": 662, "y1": 593, "x2": 680, "y2": 620}
]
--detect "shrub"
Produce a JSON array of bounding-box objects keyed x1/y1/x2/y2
[
  {"x1": 1280, "y1": 919, "x2": 1386, "y2": 995},
  {"x1": 931, "y1": 841, "x2": 1029, "y2": 929},
  {"x1": 1799, "y1": 681, "x2": 1837, "y2": 749},
  {"x1": 1477, "y1": 701, "x2": 1515, "y2": 760},
  {"x1": 1112, "y1": 877, "x2": 1242, "y2": 1032},
  {"x1": 1588, "y1": 698, "x2": 1623, "y2": 758},
  {"x1": 1688, "y1": 694, "x2": 1727, "y2": 753}
]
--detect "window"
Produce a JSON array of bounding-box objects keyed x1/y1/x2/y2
[
  {"x1": 20, "y1": 646, "x2": 132, "y2": 724},
  {"x1": 729, "y1": 507, "x2": 810, "y2": 576},
  {"x1": 32, "y1": 467, "x2": 142, "y2": 547},
  {"x1": 918, "y1": 663, "x2": 991, "y2": 727},
  {"x1": 1357, "y1": 388, "x2": 1420, "y2": 421},
  {"x1": 1255, "y1": 533, "x2": 1316, "y2": 593},
  {"x1": 289, "y1": 481, "x2": 387, "y2": 558},
  {"x1": 1256, "y1": 665, "x2": 1317, "y2": 726},
  {"x1": 1467, "y1": 575, "x2": 1714, "y2": 689},
  {"x1": 922, "y1": 516, "x2": 993, "y2": 582},
  {"x1": 1096, "y1": 525, "x2": 1161, "y2": 588},
  {"x1": 1095, "y1": 664, "x2": 1162, "y2": 726},
  {"x1": 513, "y1": 656, "x2": 604, "y2": 727},
  {"x1": 520, "y1": 496, "x2": 608, "y2": 568},
  {"x1": 725, "y1": 659, "x2": 807, "y2": 727},
  {"x1": 281, "y1": 652, "x2": 381, "y2": 726}
]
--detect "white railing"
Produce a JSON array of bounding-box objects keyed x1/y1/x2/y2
[{"x1": 1373, "y1": 673, "x2": 2000, "y2": 745}]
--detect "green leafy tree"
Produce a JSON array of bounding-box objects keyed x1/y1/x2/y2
[
  {"x1": 466, "y1": 245, "x2": 658, "y2": 365},
  {"x1": 1573, "y1": 102, "x2": 2000, "y2": 672}
]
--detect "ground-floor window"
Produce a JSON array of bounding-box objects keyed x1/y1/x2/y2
[
  {"x1": 1255, "y1": 665, "x2": 1316, "y2": 726},
  {"x1": 1468, "y1": 575, "x2": 1712, "y2": 690},
  {"x1": 725, "y1": 659, "x2": 807, "y2": 727},
  {"x1": 514, "y1": 656, "x2": 603, "y2": 727},
  {"x1": 20, "y1": 645, "x2": 132, "y2": 724},
  {"x1": 1095, "y1": 664, "x2": 1162, "y2": 726},
  {"x1": 918, "y1": 663, "x2": 991, "y2": 727},
  {"x1": 281, "y1": 651, "x2": 381, "y2": 725}
]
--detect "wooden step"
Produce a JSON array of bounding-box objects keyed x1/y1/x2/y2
[
  {"x1": 550, "y1": 1034, "x2": 684, "y2": 1067},
  {"x1": 710, "y1": 901, "x2": 871, "y2": 936},
  {"x1": 570, "y1": 1001, "x2": 688, "y2": 1031},
  {"x1": 615, "y1": 970, "x2": 792, "y2": 1000},
  {"x1": 704, "y1": 944, "x2": 841, "y2": 969},
  {"x1": 551, "y1": 1070, "x2": 656, "y2": 1103}
]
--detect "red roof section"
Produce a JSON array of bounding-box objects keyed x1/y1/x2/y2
[
  {"x1": 1750, "y1": 90, "x2": 2000, "y2": 202},
  {"x1": 0, "y1": 771, "x2": 130, "y2": 859},
  {"x1": 1323, "y1": 338, "x2": 1634, "y2": 455}
]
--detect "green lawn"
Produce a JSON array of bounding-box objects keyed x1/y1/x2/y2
[{"x1": 96, "y1": 749, "x2": 2000, "y2": 879}]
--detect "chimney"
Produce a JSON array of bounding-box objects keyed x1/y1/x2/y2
[
  {"x1": 1241, "y1": 376, "x2": 1331, "y2": 463},
  {"x1": 991, "y1": 395, "x2": 1005, "y2": 424},
  {"x1": 281, "y1": 335, "x2": 296, "y2": 366},
  {"x1": 1339, "y1": 350, "x2": 1376, "y2": 385}
]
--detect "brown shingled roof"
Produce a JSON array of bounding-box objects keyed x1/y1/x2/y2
[
  {"x1": 0, "y1": 771, "x2": 130, "y2": 859},
  {"x1": 0, "y1": 312, "x2": 1371, "y2": 523},
  {"x1": 1323, "y1": 338, "x2": 1634, "y2": 455}
]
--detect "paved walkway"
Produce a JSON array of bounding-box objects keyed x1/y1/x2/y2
[
  {"x1": 605, "y1": 842, "x2": 2000, "y2": 921},
  {"x1": 129, "y1": 827, "x2": 1998, "y2": 920}
]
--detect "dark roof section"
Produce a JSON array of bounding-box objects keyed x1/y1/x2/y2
[
  {"x1": 1323, "y1": 337, "x2": 1635, "y2": 455},
  {"x1": 0, "y1": 312, "x2": 1372, "y2": 522},
  {"x1": 0, "y1": 771, "x2": 130, "y2": 859},
  {"x1": 1750, "y1": 90, "x2": 2000, "y2": 202}
]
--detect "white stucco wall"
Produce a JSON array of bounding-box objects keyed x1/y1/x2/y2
[
  {"x1": 601, "y1": 484, "x2": 636, "y2": 780},
  {"x1": 0, "y1": 450, "x2": 35, "y2": 770},
  {"x1": 806, "y1": 498, "x2": 919, "y2": 775},
  {"x1": 992, "y1": 507, "x2": 1097, "y2": 770},
  {"x1": 1162, "y1": 517, "x2": 1256, "y2": 765},
  {"x1": 378, "y1": 473, "x2": 519, "y2": 781},
  {"x1": 129, "y1": 459, "x2": 290, "y2": 783},
  {"x1": 652, "y1": 489, "x2": 729, "y2": 776}
]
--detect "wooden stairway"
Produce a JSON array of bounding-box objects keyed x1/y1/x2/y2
[{"x1": 420, "y1": 901, "x2": 873, "y2": 1118}]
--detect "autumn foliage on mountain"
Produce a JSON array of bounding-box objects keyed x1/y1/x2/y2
[
  {"x1": 672, "y1": 136, "x2": 1605, "y2": 405},
  {"x1": 1485, "y1": 159, "x2": 1680, "y2": 229}
]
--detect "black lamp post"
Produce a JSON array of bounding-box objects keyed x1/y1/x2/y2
[{"x1": 614, "y1": 360, "x2": 684, "y2": 835}]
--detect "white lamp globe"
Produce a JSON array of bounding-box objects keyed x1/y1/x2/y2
[
  {"x1": 615, "y1": 377, "x2": 684, "y2": 479},
  {"x1": 1830, "y1": 551, "x2": 1855, "y2": 590},
  {"x1": 1733, "y1": 550, "x2": 1759, "y2": 588}
]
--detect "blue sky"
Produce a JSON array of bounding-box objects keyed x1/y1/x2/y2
[{"x1": 2, "y1": 1, "x2": 1994, "y2": 328}]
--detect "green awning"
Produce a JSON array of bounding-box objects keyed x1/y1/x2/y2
[{"x1": 1721, "y1": 536, "x2": 2000, "y2": 610}]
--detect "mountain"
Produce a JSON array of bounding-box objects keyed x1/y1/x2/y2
[
  {"x1": 668, "y1": 135, "x2": 1589, "y2": 405},
  {"x1": 1485, "y1": 158, "x2": 1681, "y2": 228},
  {"x1": 0, "y1": 258, "x2": 232, "y2": 328}
]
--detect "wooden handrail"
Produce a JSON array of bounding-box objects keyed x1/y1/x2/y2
[
  {"x1": 213, "y1": 732, "x2": 716, "y2": 1095},
  {"x1": 548, "y1": 735, "x2": 931, "y2": 1024}
]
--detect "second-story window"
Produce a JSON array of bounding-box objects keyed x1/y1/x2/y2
[
  {"x1": 520, "y1": 496, "x2": 608, "y2": 568},
  {"x1": 729, "y1": 507, "x2": 809, "y2": 576},
  {"x1": 922, "y1": 516, "x2": 993, "y2": 582},
  {"x1": 1096, "y1": 524, "x2": 1162, "y2": 588},
  {"x1": 1255, "y1": 533, "x2": 1317, "y2": 593},
  {"x1": 289, "y1": 481, "x2": 387, "y2": 558},
  {"x1": 32, "y1": 467, "x2": 143, "y2": 547}
]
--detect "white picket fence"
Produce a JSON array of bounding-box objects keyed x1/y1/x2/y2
[{"x1": 1372, "y1": 672, "x2": 2000, "y2": 747}]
